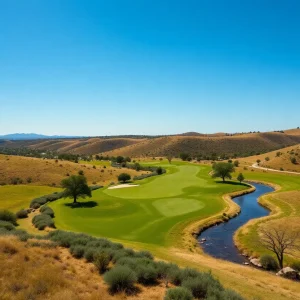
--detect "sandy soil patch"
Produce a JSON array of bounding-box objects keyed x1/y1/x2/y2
[{"x1": 108, "y1": 183, "x2": 139, "y2": 189}]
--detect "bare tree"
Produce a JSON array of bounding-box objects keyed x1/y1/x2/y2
[
  {"x1": 167, "y1": 155, "x2": 173, "y2": 164},
  {"x1": 260, "y1": 226, "x2": 300, "y2": 269}
]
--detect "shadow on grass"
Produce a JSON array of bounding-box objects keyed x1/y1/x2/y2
[
  {"x1": 215, "y1": 180, "x2": 250, "y2": 187},
  {"x1": 64, "y1": 201, "x2": 98, "y2": 209}
]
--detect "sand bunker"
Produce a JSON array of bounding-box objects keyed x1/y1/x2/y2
[{"x1": 108, "y1": 184, "x2": 139, "y2": 190}]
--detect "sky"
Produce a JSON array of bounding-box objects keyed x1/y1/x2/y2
[{"x1": 0, "y1": 0, "x2": 300, "y2": 136}]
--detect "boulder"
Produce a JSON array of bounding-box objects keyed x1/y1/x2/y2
[
  {"x1": 250, "y1": 258, "x2": 262, "y2": 268},
  {"x1": 276, "y1": 267, "x2": 299, "y2": 279}
]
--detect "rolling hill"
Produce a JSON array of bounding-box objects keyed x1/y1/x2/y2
[
  {"x1": 240, "y1": 144, "x2": 300, "y2": 172},
  {"x1": 0, "y1": 154, "x2": 144, "y2": 186},
  {"x1": 1, "y1": 129, "x2": 300, "y2": 158}
]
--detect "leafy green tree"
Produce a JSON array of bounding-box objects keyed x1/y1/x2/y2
[
  {"x1": 116, "y1": 156, "x2": 125, "y2": 164},
  {"x1": 118, "y1": 173, "x2": 131, "y2": 183},
  {"x1": 237, "y1": 173, "x2": 245, "y2": 183},
  {"x1": 212, "y1": 162, "x2": 235, "y2": 182},
  {"x1": 156, "y1": 167, "x2": 163, "y2": 175},
  {"x1": 290, "y1": 156, "x2": 297, "y2": 164},
  {"x1": 256, "y1": 159, "x2": 261, "y2": 164},
  {"x1": 179, "y1": 153, "x2": 190, "y2": 161},
  {"x1": 61, "y1": 175, "x2": 91, "y2": 204}
]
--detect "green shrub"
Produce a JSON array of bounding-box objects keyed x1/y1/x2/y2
[
  {"x1": 32, "y1": 214, "x2": 55, "y2": 230},
  {"x1": 94, "y1": 252, "x2": 110, "y2": 274},
  {"x1": 0, "y1": 210, "x2": 17, "y2": 225},
  {"x1": 206, "y1": 289, "x2": 245, "y2": 300},
  {"x1": 70, "y1": 245, "x2": 85, "y2": 258},
  {"x1": 32, "y1": 203, "x2": 41, "y2": 209},
  {"x1": 260, "y1": 254, "x2": 279, "y2": 271},
  {"x1": 164, "y1": 287, "x2": 193, "y2": 300},
  {"x1": 290, "y1": 261, "x2": 300, "y2": 272},
  {"x1": 118, "y1": 173, "x2": 131, "y2": 183},
  {"x1": 84, "y1": 247, "x2": 96, "y2": 262},
  {"x1": 16, "y1": 209, "x2": 28, "y2": 219},
  {"x1": 104, "y1": 265, "x2": 137, "y2": 293},
  {"x1": 135, "y1": 264, "x2": 158, "y2": 284},
  {"x1": 182, "y1": 272, "x2": 223, "y2": 299},
  {"x1": 40, "y1": 206, "x2": 54, "y2": 218},
  {"x1": 136, "y1": 250, "x2": 153, "y2": 260},
  {"x1": 0, "y1": 220, "x2": 15, "y2": 231}
]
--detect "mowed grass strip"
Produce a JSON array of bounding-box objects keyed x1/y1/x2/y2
[
  {"x1": 0, "y1": 185, "x2": 59, "y2": 212},
  {"x1": 49, "y1": 163, "x2": 248, "y2": 246}
]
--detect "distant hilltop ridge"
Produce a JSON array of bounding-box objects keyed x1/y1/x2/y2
[
  {"x1": 0, "y1": 128, "x2": 300, "y2": 158},
  {"x1": 1, "y1": 128, "x2": 299, "y2": 141}
]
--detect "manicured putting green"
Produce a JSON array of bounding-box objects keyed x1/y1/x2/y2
[
  {"x1": 153, "y1": 198, "x2": 205, "y2": 217},
  {"x1": 49, "y1": 163, "x2": 248, "y2": 245}
]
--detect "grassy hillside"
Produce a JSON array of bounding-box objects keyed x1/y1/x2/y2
[
  {"x1": 2, "y1": 129, "x2": 300, "y2": 157},
  {"x1": 240, "y1": 144, "x2": 300, "y2": 172},
  {"x1": 103, "y1": 130, "x2": 300, "y2": 157},
  {"x1": 0, "y1": 236, "x2": 166, "y2": 300},
  {"x1": 0, "y1": 137, "x2": 144, "y2": 155},
  {"x1": 0, "y1": 154, "x2": 144, "y2": 186}
]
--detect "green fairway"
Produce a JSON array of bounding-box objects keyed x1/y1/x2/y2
[
  {"x1": 49, "y1": 162, "x2": 248, "y2": 246},
  {"x1": 0, "y1": 185, "x2": 59, "y2": 212}
]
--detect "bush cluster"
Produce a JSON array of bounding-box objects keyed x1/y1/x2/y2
[
  {"x1": 0, "y1": 226, "x2": 245, "y2": 299},
  {"x1": 40, "y1": 206, "x2": 55, "y2": 218},
  {"x1": 32, "y1": 214, "x2": 55, "y2": 230},
  {"x1": 30, "y1": 192, "x2": 64, "y2": 208},
  {"x1": 16, "y1": 209, "x2": 29, "y2": 219},
  {"x1": 0, "y1": 210, "x2": 17, "y2": 225},
  {"x1": 260, "y1": 254, "x2": 279, "y2": 271},
  {"x1": 45, "y1": 230, "x2": 244, "y2": 298}
]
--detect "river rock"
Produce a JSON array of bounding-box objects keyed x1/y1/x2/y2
[
  {"x1": 276, "y1": 267, "x2": 299, "y2": 279},
  {"x1": 201, "y1": 238, "x2": 206, "y2": 242},
  {"x1": 250, "y1": 258, "x2": 262, "y2": 268}
]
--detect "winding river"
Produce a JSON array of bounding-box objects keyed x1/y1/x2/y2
[{"x1": 198, "y1": 183, "x2": 274, "y2": 264}]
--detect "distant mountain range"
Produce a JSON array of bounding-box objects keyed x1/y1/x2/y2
[{"x1": 0, "y1": 133, "x2": 81, "y2": 140}]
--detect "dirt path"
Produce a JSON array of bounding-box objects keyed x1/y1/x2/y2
[{"x1": 251, "y1": 163, "x2": 300, "y2": 175}]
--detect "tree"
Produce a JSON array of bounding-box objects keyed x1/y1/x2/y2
[
  {"x1": 116, "y1": 156, "x2": 124, "y2": 164},
  {"x1": 61, "y1": 175, "x2": 91, "y2": 204},
  {"x1": 290, "y1": 157, "x2": 297, "y2": 164},
  {"x1": 265, "y1": 157, "x2": 270, "y2": 161},
  {"x1": 179, "y1": 153, "x2": 190, "y2": 161},
  {"x1": 156, "y1": 167, "x2": 163, "y2": 175},
  {"x1": 260, "y1": 226, "x2": 300, "y2": 269},
  {"x1": 167, "y1": 155, "x2": 173, "y2": 164},
  {"x1": 256, "y1": 159, "x2": 261, "y2": 164},
  {"x1": 237, "y1": 173, "x2": 245, "y2": 183},
  {"x1": 212, "y1": 162, "x2": 235, "y2": 182},
  {"x1": 118, "y1": 173, "x2": 131, "y2": 183},
  {"x1": 233, "y1": 160, "x2": 239, "y2": 167}
]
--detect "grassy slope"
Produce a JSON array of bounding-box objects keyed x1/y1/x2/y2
[
  {"x1": 103, "y1": 131, "x2": 300, "y2": 157},
  {"x1": 0, "y1": 185, "x2": 58, "y2": 212},
  {"x1": 0, "y1": 236, "x2": 166, "y2": 300},
  {"x1": 0, "y1": 154, "x2": 144, "y2": 186},
  {"x1": 49, "y1": 162, "x2": 247, "y2": 246},
  {"x1": 241, "y1": 144, "x2": 300, "y2": 172}
]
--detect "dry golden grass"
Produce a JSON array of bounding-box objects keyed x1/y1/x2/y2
[
  {"x1": 0, "y1": 236, "x2": 167, "y2": 300},
  {"x1": 2, "y1": 129, "x2": 300, "y2": 157},
  {"x1": 103, "y1": 131, "x2": 300, "y2": 157},
  {"x1": 0, "y1": 154, "x2": 144, "y2": 186},
  {"x1": 240, "y1": 144, "x2": 300, "y2": 172},
  {"x1": 1, "y1": 137, "x2": 144, "y2": 155}
]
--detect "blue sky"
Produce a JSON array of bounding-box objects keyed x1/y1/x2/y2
[{"x1": 0, "y1": 0, "x2": 299, "y2": 136}]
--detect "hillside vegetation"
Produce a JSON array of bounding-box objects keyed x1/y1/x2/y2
[
  {"x1": 241, "y1": 144, "x2": 300, "y2": 172},
  {"x1": 0, "y1": 154, "x2": 143, "y2": 186},
  {"x1": 1, "y1": 129, "x2": 300, "y2": 157}
]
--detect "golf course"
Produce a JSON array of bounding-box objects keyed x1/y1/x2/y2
[{"x1": 49, "y1": 162, "x2": 249, "y2": 246}]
